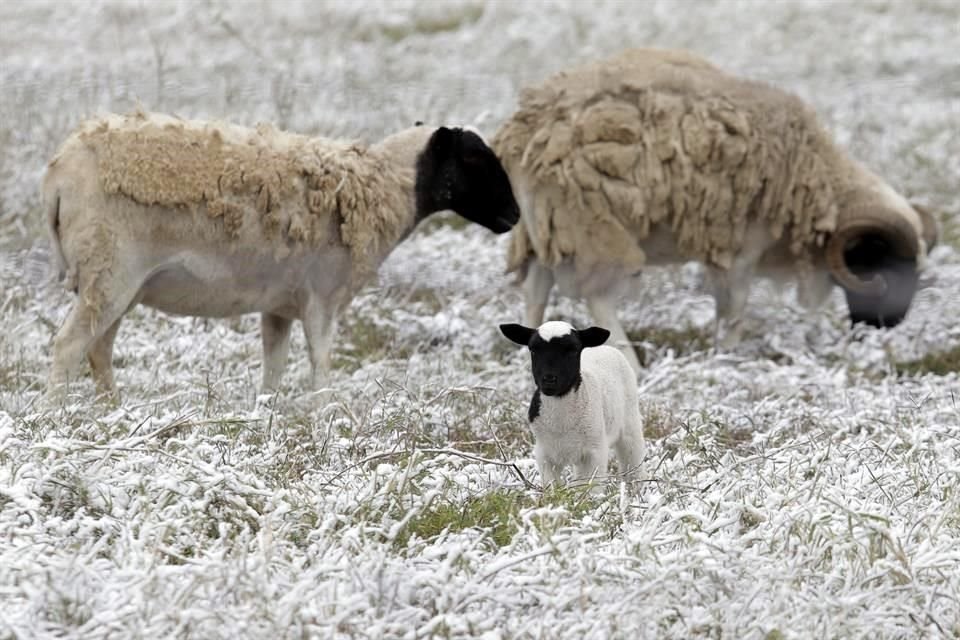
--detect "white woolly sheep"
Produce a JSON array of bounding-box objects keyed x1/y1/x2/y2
[
  {"x1": 500, "y1": 320, "x2": 645, "y2": 488},
  {"x1": 493, "y1": 48, "x2": 939, "y2": 371},
  {"x1": 44, "y1": 111, "x2": 520, "y2": 397}
]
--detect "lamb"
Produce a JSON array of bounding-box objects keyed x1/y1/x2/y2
[
  {"x1": 493, "y1": 48, "x2": 939, "y2": 371},
  {"x1": 499, "y1": 320, "x2": 645, "y2": 488},
  {"x1": 43, "y1": 110, "x2": 520, "y2": 397}
]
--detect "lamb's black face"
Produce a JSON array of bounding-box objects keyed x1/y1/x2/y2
[
  {"x1": 527, "y1": 332, "x2": 585, "y2": 397},
  {"x1": 415, "y1": 127, "x2": 520, "y2": 234},
  {"x1": 840, "y1": 234, "x2": 920, "y2": 328},
  {"x1": 500, "y1": 322, "x2": 611, "y2": 398}
]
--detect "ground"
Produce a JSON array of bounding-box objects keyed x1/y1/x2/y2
[{"x1": 1, "y1": 1, "x2": 959, "y2": 637}]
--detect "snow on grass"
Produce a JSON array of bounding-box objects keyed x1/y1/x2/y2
[{"x1": 2, "y1": 0, "x2": 960, "y2": 637}]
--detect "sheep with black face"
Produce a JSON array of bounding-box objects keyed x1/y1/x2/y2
[
  {"x1": 500, "y1": 320, "x2": 645, "y2": 488},
  {"x1": 494, "y1": 48, "x2": 939, "y2": 370},
  {"x1": 43, "y1": 111, "x2": 521, "y2": 398}
]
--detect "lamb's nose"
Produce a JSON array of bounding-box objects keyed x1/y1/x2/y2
[{"x1": 542, "y1": 374, "x2": 558, "y2": 386}]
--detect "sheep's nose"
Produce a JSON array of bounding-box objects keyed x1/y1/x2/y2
[{"x1": 542, "y1": 374, "x2": 558, "y2": 386}]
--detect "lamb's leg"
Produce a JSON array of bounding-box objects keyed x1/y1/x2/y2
[
  {"x1": 523, "y1": 260, "x2": 554, "y2": 327},
  {"x1": 260, "y1": 312, "x2": 293, "y2": 392},
  {"x1": 535, "y1": 442, "x2": 564, "y2": 488},
  {"x1": 88, "y1": 317, "x2": 122, "y2": 398},
  {"x1": 587, "y1": 296, "x2": 640, "y2": 373},
  {"x1": 302, "y1": 297, "x2": 342, "y2": 390},
  {"x1": 615, "y1": 427, "x2": 647, "y2": 485},
  {"x1": 538, "y1": 460, "x2": 564, "y2": 488},
  {"x1": 574, "y1": 448, "x2": 609, "y2": 488}
]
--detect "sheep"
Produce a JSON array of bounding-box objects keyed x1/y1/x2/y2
[
  {"x1": 499, "y1": 320, "x2": 645, "y2": 489},
  {"x1": 493, "y1": 48, "x2": 940, "y2": 371},
  {"x1": 43, "y1": 110, "x2": 520, "y2": 397}
]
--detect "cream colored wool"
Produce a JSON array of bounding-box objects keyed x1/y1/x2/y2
[
  {"x1": 48, "y1": 111, "x2": 413, "y2": 293},
  {"x1": 42, "y1": 111, "x2": 456, "y2": 395},
  {"x1": 493, "y1": 48, "x2": 849, "y2": 287}
]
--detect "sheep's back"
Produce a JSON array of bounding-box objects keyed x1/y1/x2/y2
[
  {"x1": 495, "y1": 48, "x2": 840, "y2": 279},
  {"x1": 59, "y1": 112, "x2": 396, "y2": 251}
]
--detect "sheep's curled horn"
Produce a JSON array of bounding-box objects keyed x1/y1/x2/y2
[{"x1": 825, "y1": 206, "x2": 919, "y2": 295}]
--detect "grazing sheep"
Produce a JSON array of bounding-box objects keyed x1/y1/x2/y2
[
  {"x1": 500, "y1": 320, "x2": 645, "y2": 488},
  {"x1": 493, "y1": 48, "x2": 939, "y2": 371},
  {"x1": 44, "y1": 111, "x2": 520, "y2": 396}
]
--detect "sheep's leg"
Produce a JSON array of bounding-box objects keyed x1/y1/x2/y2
[
  {"x1": 523, "y1": 260, "x2": 554, "y2": 326},
  {"x1": 260, "y1": 312, "x2": 293, "y2": 392},
  {"x1": 708, "y1": 267, "x2": 751, "y2": 349},
  {"x1": 48, "y1": 297, "x2": 130, "y2": 399},
  {"x1": 796, "y1": 271, "x2": 833, "y2": 311},
  {"x1": 87, "y1": 317, "x2": 122, "y2": 398},
  {"x1": 796, "y1": 271, "x2": 836, "y2": 345},
  {"x1": 708, "y1": 267, "x2": 732, "y2": 346},
  {"x1": 48, "y1": 303, "x2": 98, "y2": 396},
  {"x1": 587, "y1": 296, "x2": 640, "y2": 373},
  {"x1": 302, "y1": 297, "x2": 342, "y2": 389}
]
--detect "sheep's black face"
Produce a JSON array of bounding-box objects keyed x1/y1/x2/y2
[
  {"x1": 415, "y1": 127, "x2": 520, "y2": 234},
  {"x1": 500, "y1": 322, "x2": 610, "y2": 398},
  {"x1": 840, "y1": 234, "x2": 920, "y2": 328}
]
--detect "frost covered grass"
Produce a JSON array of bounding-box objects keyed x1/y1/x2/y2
[{"x1": 2, "y1": 0, "x2": 960, "y2": 637}]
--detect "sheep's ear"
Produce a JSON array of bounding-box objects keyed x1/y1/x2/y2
[
  {"x1": 910, "y1": 201, "x2": 940, "y2": 251},
  {"x1": 428, "y1": 126, "x2": 456, "y2": 157},
  {"x1": 459, "y1": 130, "x2": 490, "y2": 165},
  {"x1": 577, "y1": 327, "x2": 610, "y2": 348},
  {"x1": 500, "y1": 323, "x2": 536, "y2": 346}
]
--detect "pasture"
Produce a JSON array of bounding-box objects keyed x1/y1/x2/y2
[{"x1": 1, "y1": 1, "x2": 958, "y2": 637}]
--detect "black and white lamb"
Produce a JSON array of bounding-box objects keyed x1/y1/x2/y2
[{"x1": 500, "y1": 320, "x2": 646, "y2": 488}]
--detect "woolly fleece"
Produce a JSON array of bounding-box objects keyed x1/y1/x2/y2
[{"x1": 494, "y1": 48, "x2": 855, "y2": 286}]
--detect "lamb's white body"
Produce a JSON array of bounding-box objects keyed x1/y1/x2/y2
[{"x1": 532, "y1": 345, "x2": 645, "y2": 486}]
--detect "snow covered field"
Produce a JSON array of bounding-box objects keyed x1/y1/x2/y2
[{"x1": 1, "y1": 0, "x2": 959, "y2": 637}]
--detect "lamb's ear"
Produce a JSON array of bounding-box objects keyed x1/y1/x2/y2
[
  {"x1": 499, "y1": 323, "x2": 536, "y2": 346},
  {"x1": 577, "y1": 327, "x2": 611, "y2": 348}
]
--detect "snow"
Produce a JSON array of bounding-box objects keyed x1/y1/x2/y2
[{"x1": 1, "y1": 0, "x2": 959, "y2": 637}]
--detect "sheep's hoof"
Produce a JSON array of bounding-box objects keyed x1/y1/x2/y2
[
  {"x1": 306, "y1": 386, "x2": 337, "y2": 407},
  {"x1": 41, "y1": 382, "x2": 72, "y2": 408}
]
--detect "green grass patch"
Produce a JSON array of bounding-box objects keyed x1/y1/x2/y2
[
  {"x1": 626, "y1": 326, "x2": 710, "y2": 366},
  {"x1": 641, "y1": 402, "x2": 678, "y2": 441},
  {"x1": 380, "y1": 5, "x2": 484, "y2": 41},
  {"x1": 894, "y1": 344, "x2": 960, "y2": 377},
  {"x1": 935, "y1": 213, "x2": 959, "y2": 252},
  {"x1": 393, "y1": 485, "x2": 601, "y2": 551},
  {"x1": 394, "y1": 490, "x2": 520, "y2": 549},
  {"x1": 0, "y1": 349, "x2": 27, "y2": 391},
  {"x1": 333, "y1": 316, "x2": 410, "y2": 372}
]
